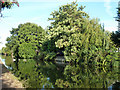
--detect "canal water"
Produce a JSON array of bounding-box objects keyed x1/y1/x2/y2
[{"x1": 0, "y1": 55, "x2": 120, "y2": 89}]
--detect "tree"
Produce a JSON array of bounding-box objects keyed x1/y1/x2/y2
[
  {"x1": 1, "y1": 46, "x2": 11, "y2": 55},
  {"x1": 0, "y1": 0, "x2": 19, "y2": 17},
  {"x1": 1, "y1": 47, "x2": 6, "y2": 55},
  {"x1": 0, "y1": 0, "x2": 19, "y2": 49},
  {"x1": 111, "y1": 3, "x2": 120, "y2": 52},
  {"x1": 6, "y1": 22, "x2": 46, "y2": 59},
  {"x1": 45, "y1": 1, "x2": 118, "y2": 66},
  {"x1": 111, "y1": 31, "x2": 120, "y2": 51},
  {"x1": 115, "y1": 3, "x2": 120, "y2": 22},
  {"x1": 42, "y1": 2, "x2": 89, "y2": 61}
]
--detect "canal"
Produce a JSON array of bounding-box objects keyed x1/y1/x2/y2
[{"x1": 0, "y1": 55, "x2": 120, "y2": 89}]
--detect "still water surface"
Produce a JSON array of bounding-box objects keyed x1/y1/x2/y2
[{"x1": 0, "y1": 55, "x2": 119, "y2": 89}]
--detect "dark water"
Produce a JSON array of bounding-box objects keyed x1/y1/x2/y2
[{"x1": 0, "y1": 55, "x2": 120, "y2": 89}]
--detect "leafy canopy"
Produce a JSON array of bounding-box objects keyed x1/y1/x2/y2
[
  {"x1": 6, "y1": 22, "x2": 46, "y2": 59},
  {"x1": 46, "y1": 1, "x2": 118, "y2": 65}
]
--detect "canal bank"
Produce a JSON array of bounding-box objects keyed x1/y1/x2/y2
[{"x1": 0, "y1": 59, "x2": 23, "y2": 89}]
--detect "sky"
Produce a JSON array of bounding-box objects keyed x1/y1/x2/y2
[{"x1": 0, "y1": 0, "x2": 119, "y2": 49}]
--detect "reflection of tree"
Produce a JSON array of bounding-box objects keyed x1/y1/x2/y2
[
  {"x1": 11, "y1": 59, "x2": 48, "y2": 88},
  {"x1": 25, "y1": 61, "x2": 65, "y2": 88},
  {"x1": 55, "y1": 65, "x2": 119, "y2": 88},
  {"x1": 10, "y1": 59, "x2": 65, "y2": 88},
  {"x1": 35, "y1": 61, "x2": 65, "y2": 87},
  {"x1": 9, "y1": 58, "x2": 119, "y2": 88},
  {"x1": 5, "y1": 56, "x2": 13, "y2": 66}
]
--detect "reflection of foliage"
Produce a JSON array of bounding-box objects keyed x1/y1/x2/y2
[
  {"x1": 11, "y1": 59, "x2": 54, "y2": 88},
  {"x1": 55, "y1": 65, "x2": 119, "y2": 88},
  {"x1": 26, "y1": 70, "x2": 53, "y2": 88},
  {"x1": 19, "y1": 60, "x2": 49, "y2": 88},
  {"x1": 5, "y1": 56, "x2": 13, "y2": 66},
  {"x1": 18, "y1": 59, "x2": 36, "y2": 80},
  {"x1": 7, "y1": 58, "x2": 120, "y2": 88},
  {"x1": 36, "y1": 61, "x2": 65, "y2": 86}
]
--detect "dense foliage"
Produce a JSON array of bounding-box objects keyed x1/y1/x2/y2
[
  {"x1": 1, "y1": 46, "x2": 11, "y2": 55},
  {"x1": 111, "y1": 5, "x2": 120, "y2": 52},
  {"x1": 5, "y1": 22, "x2": 46, "y2": 59},
  {"x1": 0, "y1": 1, "x2": 120, "y2": 89},
  {"x1": 55, "y1": 64, "x2": 119, "y2": 88},
  {"x1": 1, "y1": 2, "x2": 119, "y2": 66},
  {"x1": 111, "y1": 31, "x2": 120, "y2": 48},
  {"x1": 42, "y1": 2, "x2": 119, "y2": 66}
]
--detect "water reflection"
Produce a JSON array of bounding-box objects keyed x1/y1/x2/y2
[
  {"x1": 10, "y1": 59, "x2": 65, "y2": 88},
  {"x1": 0, "y1": 55, "x2": 13, "y2": 69},
  {"x1": 5, "y1": 56, "x2": 13, "y2": 67},
  {"x1": 55, "y1": 64, "x2": 119, "y2": 88},
  {"x1": 0, "y1": 56, "x2": 119, "y2": 88}
]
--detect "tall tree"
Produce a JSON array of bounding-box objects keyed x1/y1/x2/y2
[
  {"x1": 115, "y1": 3, "x2": 120, "y2": 22},
  {"x1": 111, "y1": 2, "x2": 120, "y2": 52},
  {"x1": 45, "y1": 1, "x2": 118, "y2": 66},
  {"x1": 42, "y1": 2, "x2": 89, "y2": 60}
]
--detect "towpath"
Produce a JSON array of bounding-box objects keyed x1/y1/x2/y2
[{"x1": 0, "y1": 59, "x2": 23, "y2": 89}]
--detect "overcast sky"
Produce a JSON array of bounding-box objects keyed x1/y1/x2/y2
[{"x1": 0, "y1": 0, "x2": 119, "y2": 49}]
